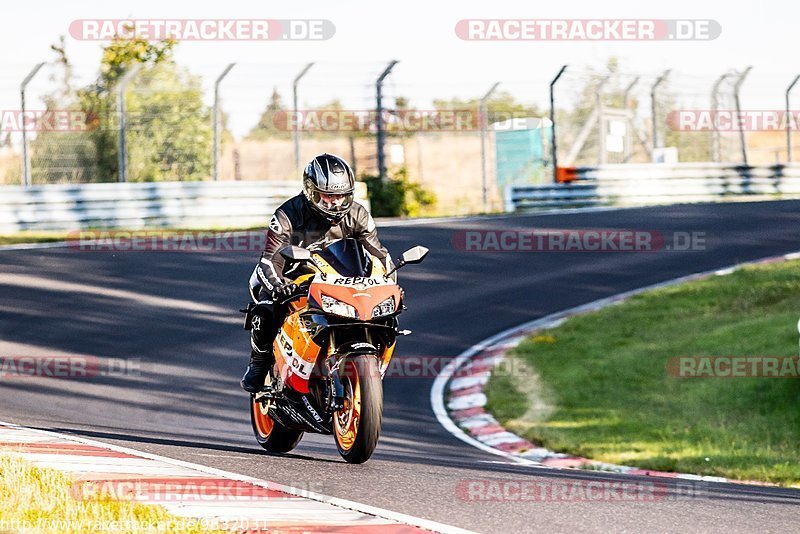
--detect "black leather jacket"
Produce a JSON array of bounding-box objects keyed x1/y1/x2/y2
[{"x1": 253, "y1": 194, "x2": 390, "y2": 295}]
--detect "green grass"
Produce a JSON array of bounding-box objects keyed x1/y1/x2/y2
[
  {"x1": 0, "y1": 454, "x2": 222, "y2": 533},
  {"x1": 485, "y1": 260, "x2": 800, "y2": 486},
  {"x1": 0, "y1": 232, "x2": 73, "y2": 245},
  {"x1": 0, "y1": 226, "x2": 267, "y2": 246}
]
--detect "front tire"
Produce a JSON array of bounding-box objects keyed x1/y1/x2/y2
[
  {"x1": 250, "y1": 395, "x2": 303, "y2": 453},
  {"x1": 334, "y1": 354, "x2": 383, "y2": 463}
]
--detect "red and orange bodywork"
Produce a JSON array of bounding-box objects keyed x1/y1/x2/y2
[{"x1": 273, "y1": 253, "x2": 400, "y2": 394}]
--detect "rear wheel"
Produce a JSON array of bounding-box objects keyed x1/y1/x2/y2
[
  {"x1": 250, "y1": 395, "x2": 303, "y2": 453},
  {"x1": 334, "y1": 354, "x2": 383, "y2": 463}
]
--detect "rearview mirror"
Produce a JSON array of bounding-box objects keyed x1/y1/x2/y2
[
  {"x1": 400, "y1": 245, "x2": 429, "y2": 265},
  {"x1": 386, "y1": 245, "x2": 429, "y2": 277},
  {"x1": 280, "y1": 246, "x2": 312, "y2": 262}
]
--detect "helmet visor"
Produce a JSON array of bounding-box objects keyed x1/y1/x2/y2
[{"x1": 310, "y1": 189, "x2": 354, "y2": 217}]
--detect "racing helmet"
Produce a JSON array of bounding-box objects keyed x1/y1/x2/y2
[{"x1": 302, "y1": 153, "x2": 356, "y2": 223}]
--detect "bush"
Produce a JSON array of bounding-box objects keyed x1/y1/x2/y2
[{"x1": 362, "y1": 167, "x2": 435, "y2": 217}]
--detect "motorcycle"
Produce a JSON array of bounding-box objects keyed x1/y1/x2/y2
[{"x1": 246, "y1": 238, "x2": 429, "y2": 463}]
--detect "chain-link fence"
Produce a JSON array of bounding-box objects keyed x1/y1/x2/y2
[{"x1": 3, "y1": 56, "x2": 800, "y2": 214}]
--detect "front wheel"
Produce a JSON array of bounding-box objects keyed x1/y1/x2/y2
[
  {"x1": 334, "y1": 354, "x2": 383, "y2": 463},
  {"x1": 250, "y1": 395, "x2": 304, "y2": 453}
]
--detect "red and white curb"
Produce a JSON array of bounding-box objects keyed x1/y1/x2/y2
[
  {"x1": 0, "y1": 421, "x2": 472, "y2": 533},
  {"x1": 431, "y1": 250, "x2": 800, "y2": 486}
]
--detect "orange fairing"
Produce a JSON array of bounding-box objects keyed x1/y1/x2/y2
[
  {"x1": 310, "y1": 280, "x2": 401, "y2": 320},
  {"x1": 273, "y1": 295, "x2": 321, "y2": 395}
]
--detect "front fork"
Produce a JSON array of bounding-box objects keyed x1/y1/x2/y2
[
  {"x1": 322, "y1": 330, "x2": 345, "y2": 413},
  {"x1": 319, "y1": 325, "x2": 405, "y2": 414}
]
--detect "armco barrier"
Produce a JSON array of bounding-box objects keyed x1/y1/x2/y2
[
  {"x1": 0, "y1": 181, "x2": 370, "y2": 232},
  {"x1": 506, "y1": 163, "x2": 800, "y2": 211}
]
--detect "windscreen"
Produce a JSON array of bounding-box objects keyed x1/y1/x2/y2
[{"x1": 316, "y1": 238, "x2": 372, "y2": 277}]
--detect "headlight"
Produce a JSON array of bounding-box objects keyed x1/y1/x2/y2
[
  {"x1": 321, "y1": 294, "x2": 358, "y2": 318},
  {"x1": 372, "y1": 297, "x2": 396, "y2": 318}
]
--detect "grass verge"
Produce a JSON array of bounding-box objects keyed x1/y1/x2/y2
[
  {"x1": 485, "y1": 260, "x2": 800, "y2": 486},
  {"x1": 0, "y1": 232, "x2": 74, "y2": 246},
  {"x1": 0, "y1": 227, "x2": 265, "y2": 246},
  {"x1": 0, "y1": 453, "x2": 221, "y2": 533}
]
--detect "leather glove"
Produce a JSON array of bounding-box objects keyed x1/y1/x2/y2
[{"x1": 271, "y1": 281, "x2": 297, "y2": 301}]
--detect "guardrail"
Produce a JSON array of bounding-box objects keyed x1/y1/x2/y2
[
  {"x1": 0, "y1": 181, "x2": 370, "y2": 232},
  {"x1": 506, "y1": 163, "x2": 800, "y2": 212}
]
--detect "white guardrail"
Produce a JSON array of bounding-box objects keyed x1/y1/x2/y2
[
  {"x1": 506, "y1": 163, "x2": 800, "y2": 212},
  {"x1": 0, "y1": 181, "x2": 370, "y2": 232}
]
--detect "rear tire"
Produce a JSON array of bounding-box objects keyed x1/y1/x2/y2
[
  {"x1": 250, "y1": 396, "x2": 304, "y2": 453},
  {"x1": 334, "y1": 354, "x2": 383, "y2": 464}
]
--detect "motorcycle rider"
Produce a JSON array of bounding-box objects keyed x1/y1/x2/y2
[{"x1": 241, "y1": 153, "x2": 392, "y2": 393}]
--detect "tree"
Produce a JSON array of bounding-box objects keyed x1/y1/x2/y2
[
  {"x1": 247, "y1": 88, "x2": 291, "y2": 139},
  {"x1": 124, "y1": 64, "x2": 212, "y2": 181},
  {"x1": 29, "y1": 36, "x2": 97, "y2": 183},
  {"x1": 52, "y1": 34, "x2": 215, "y2": 182},
  {"x1": 48, "y1": 35, "x2": 73, "y2": 104},
  {"x1": 362, "y1": 167, "x2": 436, "y2": 217},
  {"x1": 433, "y1": 91, "x2": 543, "y2": 128}
]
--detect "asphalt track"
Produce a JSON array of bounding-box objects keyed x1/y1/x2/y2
[{"x1": 1, "y1": 200, "x2": 799, "y2": 533}]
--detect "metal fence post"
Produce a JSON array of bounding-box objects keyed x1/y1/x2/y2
[
  {"x1": 213, "y1": 63, "x2": 235, "y2": 181},
  {"x1": 622, "y1": 77, "x2": 639, "y2": 163},
  {"x1": 596, "y1": 76, "x2": 611, "y2": 165},
  {"x1": 20, "y1": 62, "x2": 45, "y2": 188},
  {"x1": 376, "y1": 60, "x2": 398, "y2": 182},
  {"x1": 292, "y1": 62, "x2": 314, "y2": 173},
  {"x1": 550, "y1": 65, "x2": 567, "y2": 183},
  {"x1": 480, "y1": 82, "x2": 500, "y2": 213},
  {"x1": 733, "y1": 66, "x2": 752, "y2": 166},
  {"x1": 116, "y1": 64, "x2": 141, "y2": 183},
  {"x1": 711, "y1": 72, "x2": 732, "y2": 162},
  {"x1": 786, "y1": 74, "x2": 800, "y2": 163},
  {"x1": 650, "y1": 70, "x2": 670, "y2": 160}
]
